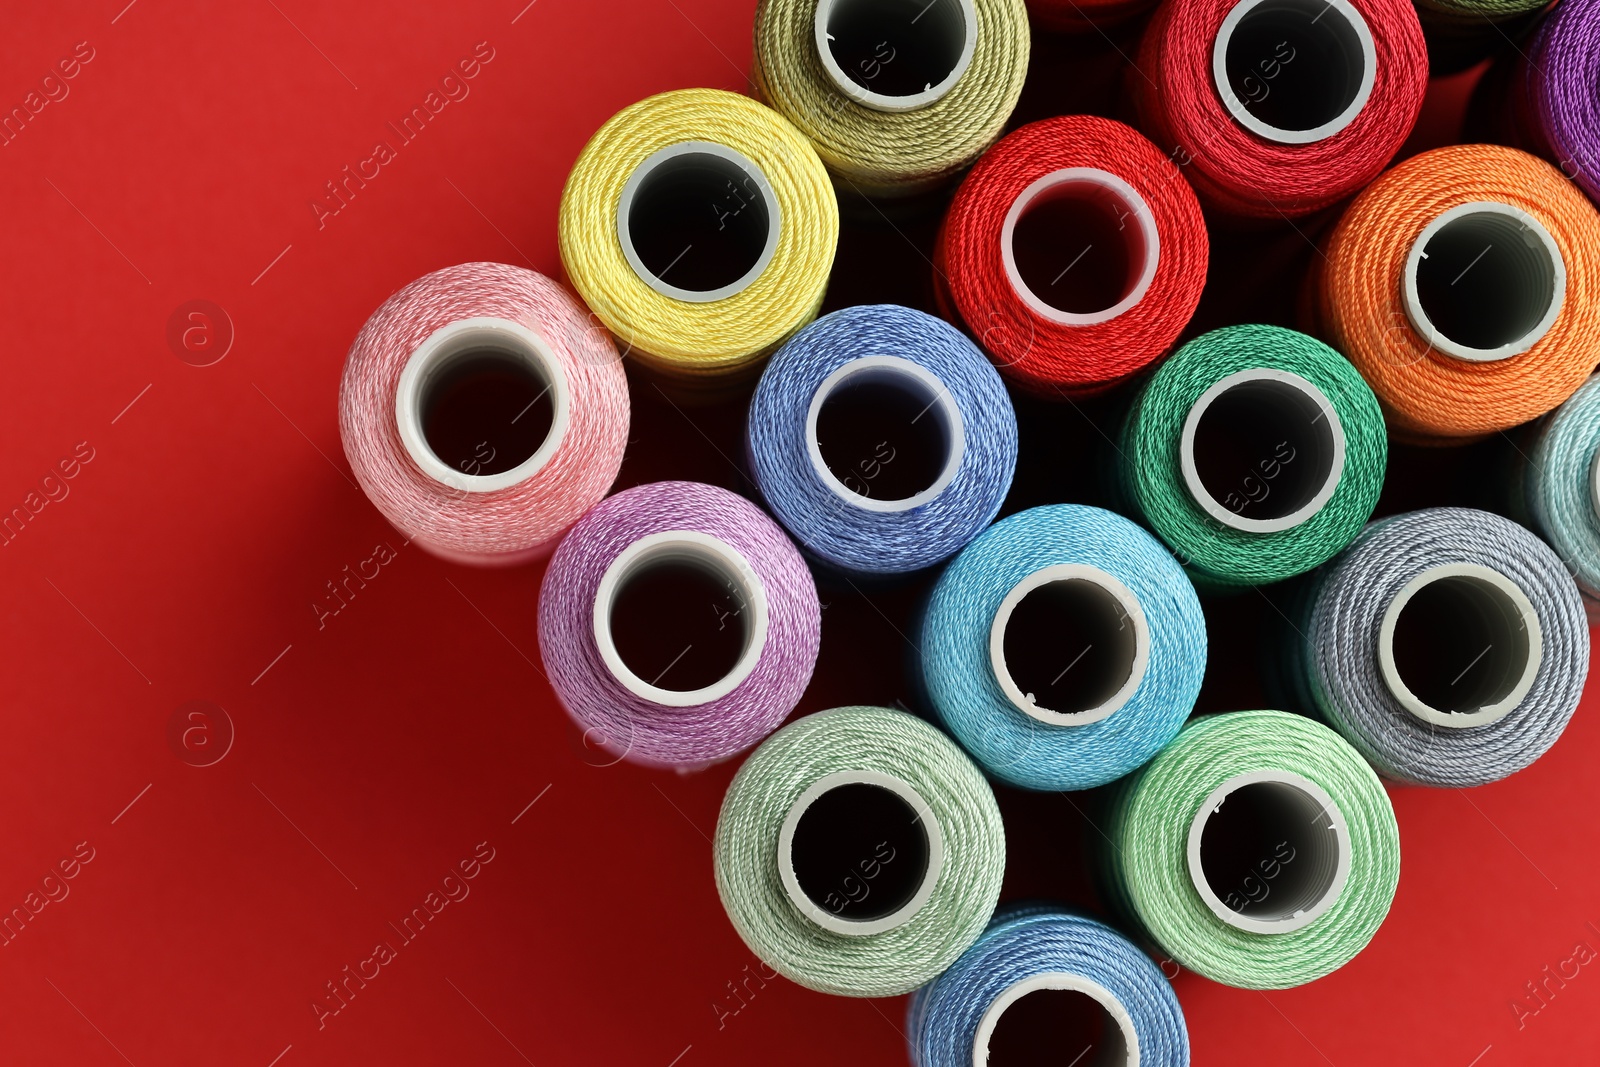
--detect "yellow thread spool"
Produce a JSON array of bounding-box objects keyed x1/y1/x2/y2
[{"x1": 559, "y1": 89, "x2": 839, "y2": 386}]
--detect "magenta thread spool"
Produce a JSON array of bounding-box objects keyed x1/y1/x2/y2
[
  {"x1": 538, "y1": 480, "x2": 823, "y2": 767},
  {"x1": 340, "y1": 262, "x2": 630, "y2": 566}
]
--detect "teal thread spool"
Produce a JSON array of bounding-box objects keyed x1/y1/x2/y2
[
  {"x1": 1103, "y1": 709, "x2": 1400, "y2": 989},
  {"x1": 1120, "y1": 324, "x2": 1387, "y2": 588},
  {"x1": 713, "y1": 706, "x2": 1005, "y2": 997},
  {"x1": 1527, "y1": 374, "x2": 1600, "y2": 601}
]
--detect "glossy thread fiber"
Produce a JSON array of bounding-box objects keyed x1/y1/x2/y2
[
  {"x1": 339, "y1": 263, "x2": 629, "y2": 565},
  {"x1": 1121, "y1": 325, "x2": 1387, "y2": 587},
  {"x1": 920, "y1": 505, "x2": 1207, "y2": 792},
  {"x1": 1135, "y1": 0, "x2": 1426, "y2": 217},
  {"x1": 1317, "y1": 144, "x2": 1600, "y2": 442},
  {"x1": 937, "y1": 116, "x2": 1208, "y2": 396},
  {"x1": 747, "y1": 305, "x2": 1017, "y2": 577},
  {"x1": 558, "y1": 88, "x2": 839, "y2": 382},
  {"x1": 1527, "y1": 376, "x2": 1600, "y2": 598},
  {"x1": 1515, "y1": 0, "x2": 1600, "y2": 205},
  {"x1": 908, "y1": 907, "x2": 1190, "y2": 1067},
  {"x1": 1292, "y1": 508, "x2": 1589, "y2": 787},
  {"x1": 713, "y1": 706, "x2": 1005, "y2": 997},
  {"x1": 537, "y1": 481, "x2": 821, "y2": 767},
  {"x1": 753, "y1": 0, "x2": 1030, "y2": 197},
  {"x1": 1104, "y1": 710, "x2": 1401, "y2": 989}
]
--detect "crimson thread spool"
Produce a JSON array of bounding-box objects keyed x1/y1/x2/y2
[
  {"x1": 339, "y1": 263, "x2": 629, "y2": 566},
  {"x1": 1135, "y1": 0, "x2": 1426, "y2": 218},
  {"x1": 935, "y1": 115, "x2": 1208, "y2": 397},
  {"x1": 1314, "y1": 144, "x2": 1600, "y2": 443}
]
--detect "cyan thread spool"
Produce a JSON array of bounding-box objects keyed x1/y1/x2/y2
[
  {"x1": 908, "y1": 906, "x2": 1190, "y2": 1067},
  {"x1": 713, "y1": 705, "x2": 1006, "y2": 997},
  {"x1": 1288, "y1": 507, "x2": 1589, "y2": 787},
  {"x1": 1526, "y1": 374, "x2": 1600, "y2": 604},
  {"x1": 747, "y1": 304, "x2": 1017, "y2": 577},
  {"x1": 1119, "y1": 324, "x2": 1387, "y2": 588},
  {"x1": 1102, "y1": 709, "x2": 1400, "y2": 989},
  {"x1": 918, "y1": 505, "x2": 1206, "y2": 792}
]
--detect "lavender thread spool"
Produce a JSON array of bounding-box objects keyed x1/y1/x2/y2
[{"x1": 538, "y1": 481, "x2": 822, "y2": 767}]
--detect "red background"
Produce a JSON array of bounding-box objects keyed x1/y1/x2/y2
[{"x1": 0, "y1": 2, "x2": 1594, "y2": 1064}]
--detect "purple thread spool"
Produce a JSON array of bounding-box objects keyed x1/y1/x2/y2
[
  {"x1": 538, "y1": 481, "x2": 822, "y2": 767},
  {"x1": 1520, "y1": 0, "x2": 1600, "y2": 205}
]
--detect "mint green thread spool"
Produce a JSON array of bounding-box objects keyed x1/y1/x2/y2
[
  {"x1": 1104, "y1": 710, "x2": 1400, "y2": 989},
  {"x1": 713, "y1": 705, "x2": 1005, "y2": 997},
  {"x1": 1121, "y1": 324, "x2": 1387, "y2": 588}
]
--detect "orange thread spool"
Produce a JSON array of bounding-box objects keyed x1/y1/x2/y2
[{"x1": 1315, "y1": 144, "x2": 1600, "y2": 443}]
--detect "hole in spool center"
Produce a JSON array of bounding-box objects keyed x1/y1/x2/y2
[
  {"x1": 814, "y1": 369, "x2": 952, "y2": 503},
  {"x1": 1000, "y1": 579, "x2": 1139, "y2": 717},
  {"x1": 984, "y1": 989, "x2": 1130, "y2": 1067},
  {"x1": 1413, "y1": 210, "x2": 1560, "y2": 354},
  {"x1": 1221, "y1": 0, "x2": 1370, "y2": 136},
  {"x1": 623, "y1": 148, "x2": 774, "y2": 297},
  {"x1": 1009, "y1": 181, "x2": 1148, "y2": 317},
  {"x1": 606, "y1": 557, "x2": 751, "y2": 694},
  {"x1": 1197, "y1": 780, "x2": 1342, "y2": 925},
  {"x1": 1188, "y1": 376, "x2": 1339, "y2": 525},
  {"x1": 1389, "y1": 574, "x2": 1534, "y2": 718},
  {"x1": 420, "y1": 349, "x2": 554, "y2": 478},
  {"x1": 789, "y1": 782, "x2": 930, "y2": 924},
  {"x1": 821, "y1": 0, "x2": 969, "y2": 101}
]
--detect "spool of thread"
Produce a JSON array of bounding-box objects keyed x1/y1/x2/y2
[
  {"x1": 747, "y1": 305, "x2": 1017, "y2": 577},
  {"x1": 752, "y1": 0, "x2": 1030, "y2": 199},
  {"x1": 537, "y1": 480, "x2": 821, "y2": 767},
  {"x1": 1121, "y1": 324, "x2": 1387, "y2": 588},
  {"x1": 1526, "y1": 375, "x2": 1600, "y2": 601},
  {"x1": 339, "y1": 263, "x2": 629, "y2": 565},
  {"x1": 1290, "y1": 507, "x2": 1589, "y2": 787},
  {"x1": 908, "y1": 906, "x2": 1190, "y2": 1067},
  {"x1": 1315, "y1": 144, "x2": 1600, "y2": 443},
  {"x1": 1104, "y1": 709, "x2": 1400, "y2": 989},
  {"x1": 558, "y1": 89, "x2": 839, "y2": 386},
  {"x1": 713, "y1": 705, "x2": 1005, "y2": 997},
  {"x1": 1507, "y1": 0, "x2": 1600, "y2": 207},
  {"x1": 936, "y1": 116, "x2": 1208, "y2": 397},
  {"x1": 919, "y1": 504, "x2": 1206, "y2": 792},
  {"x1": 1134, "y1": 0, "x2": 1426, "y2": 217}
]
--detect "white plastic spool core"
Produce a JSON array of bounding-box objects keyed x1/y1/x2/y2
[
  {"x1": 1186, "y1": 769, "x2": 1351, "y2": 935},
  {"x1": 1179, "y1": 368, "x2": 1346, "y2": 533},
  {"x1": 777, "y1": 769, "x2": 945, "y2": 937},
  {"x1": 394, "y1": 316, "x2": 571, "y2": 494},
  {"x1": 592, "y1": 530, "x2": 770, "y2": 708},
  {"x1": 972, "y1": 973, "x2": 1140, "y2": 1067},
  {"x1": 1401, "y1": 202, "x2": 1566, "y2": 363},
  {"x1": 1211, "y1": 0, "x2": 1377, "y2": 144},
  {"x1": 804, "y1": 355, "x2": 966, "y2": 512},
  {"x1": 1377, "y1": 563, "x2": 1542, "y2": 729},
  {"x1": 988, "y1": 564, "x2": 1150, "y2": 727},
  {"x1": 1001, "y1": 168, "x2": 1161, "y2": 327},
  {"x1": 616, "y1": 141, "x2": 782, "y2": 303},
  {"x1": 813, "y1": 0, "x2": 978, "y2": 113}
]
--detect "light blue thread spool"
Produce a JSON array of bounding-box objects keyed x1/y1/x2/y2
[
  {"x1": 747, "y1": 304, "x2": 1017, "y2": 578},
  {"x1": 1527, "y1": 373, "x2": 1600, "y2": 599},
  {"x1": 908, "y1": 905, "x2": 1190, "y2": 1067},
  {"x1": 919, "y1": 504, "x2": 1207, "y2": 791}
]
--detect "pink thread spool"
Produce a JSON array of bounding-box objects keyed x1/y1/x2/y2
[
  {"x1": 340, "y1": 263, "x2": 630, "y2": 565},
  {"x1": 538, "y1": 480, "x2": 822, "y2": 768}
]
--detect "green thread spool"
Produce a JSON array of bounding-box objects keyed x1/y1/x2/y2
[
  {"x1": 1120, "y1": 324, "x2": 1386, "y2": 588},
  {"x1": 713, "y1": 705, "x2": 1005, "y2": 997},
  {"x1": 1103, "y1": 710, "x2": 1400, "y2": 989}
]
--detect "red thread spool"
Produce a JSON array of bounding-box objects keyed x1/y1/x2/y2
[
  {"x1": 1135, "y1": 0, "x2": 1426, "y2": 218},
  {"x1": 935, "y1": 116, "x2": 1208, "y2": 397}
]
